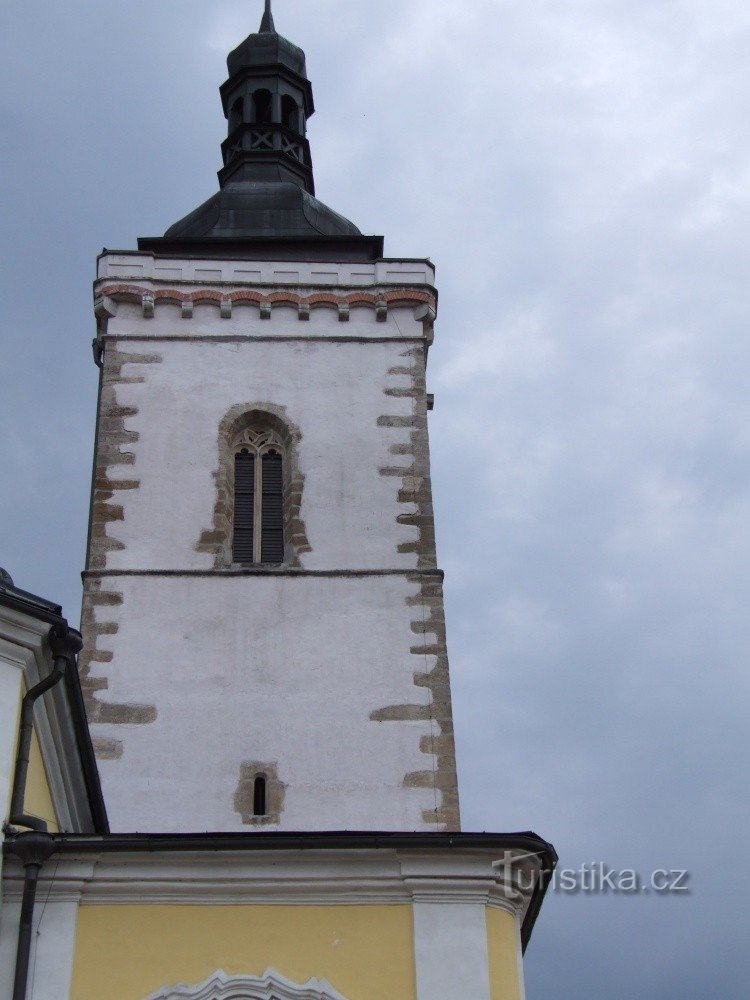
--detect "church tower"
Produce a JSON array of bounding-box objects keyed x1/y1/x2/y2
[
  {"x1": 2, "y1": 10, "x2": 554, "y2": 997},
  {"x1": 82, "y1": 3, "x2": 459, "y2": 834}
]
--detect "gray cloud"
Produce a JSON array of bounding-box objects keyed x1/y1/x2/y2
[{"x1": 2, "y1": 1, "x2": 749, "y2": 995}]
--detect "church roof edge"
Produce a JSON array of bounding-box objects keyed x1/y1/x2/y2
[
  {"x1": 137, "y1": 234, "x2": 385, "y2": 263},
  {"x1": 3, "y1": 829, "x2": 557, "y2": 950}
]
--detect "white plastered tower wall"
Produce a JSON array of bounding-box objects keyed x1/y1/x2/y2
[{"x1": 82, "y1": 253, "x2": 460, "y2": 833}]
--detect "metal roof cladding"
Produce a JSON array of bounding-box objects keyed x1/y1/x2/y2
[{"x1": 153, "y1": 0, "x2": 373, "y2": 249}]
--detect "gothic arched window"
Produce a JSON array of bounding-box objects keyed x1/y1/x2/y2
[
  {"x1": 232, "y1": 429, "x2": 285, "y2": 565},
  {"x1": 197, "y1": 404, "x2": 310, "y2": 569}
]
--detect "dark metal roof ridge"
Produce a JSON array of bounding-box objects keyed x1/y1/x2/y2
[
  {"x1": 136, "y1": 235, "x2": 385, "y2": 263},
  {"x1": 0, "y1": 583, "x2": 63, "y2": 622},
  {"x1": 3, "y1": 829, "x2": 556, "y2": 950},
  {"x1": 62, "y1": 664, "x2": 109, "y2": 834}
]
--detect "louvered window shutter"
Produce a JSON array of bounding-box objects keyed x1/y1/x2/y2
[
  {"x1": 232, "y1": 450, "x2": 255, "y2": 563},
  {"x1": 261, "y1": 450, "x2": 284, "y2": 564}
]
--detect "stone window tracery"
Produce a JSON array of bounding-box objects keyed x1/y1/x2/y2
[{"x1": 232, "y1": 428, "x2": 285, "y2": 566}]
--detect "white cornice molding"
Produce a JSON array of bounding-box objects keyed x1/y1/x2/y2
[
  {"x1": 0, "y1": 607, "x2": 51, "y2": 687},
  {"x1": 0, "y1": 636, "x2": 35, "y2": 672},
  {"x1": 1, "y1": 849, "x2": 539, "y2": 923},
  {"x1": 142, "y1": 968, "x2": 347, "y2": 1000},
  {"x1": 403, "y1": 876, "x2": 497, "y2": 905}
]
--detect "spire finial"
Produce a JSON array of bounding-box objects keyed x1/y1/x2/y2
[{"x1": 260, "y1": 0, "x2": 275, "y2": 33}]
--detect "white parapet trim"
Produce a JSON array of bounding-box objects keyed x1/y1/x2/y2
[
  {"x1": 93, "y1": 253, "x2": 438, "y2": 343},
  {"x1": 97, "y1": 253, "x2": 435, "y2": 288}
]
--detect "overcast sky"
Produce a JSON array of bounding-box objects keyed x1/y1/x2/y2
[{"x1": 2, "y1": 1, "x2": 749, "y2": 996}]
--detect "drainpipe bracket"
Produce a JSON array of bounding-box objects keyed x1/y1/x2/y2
[
  {"x1": 48, "y1": 625, "x2": 83, "y2": 663},
  {"x1": 7, "y1": 831, "x2": 56, "y2": 868}
]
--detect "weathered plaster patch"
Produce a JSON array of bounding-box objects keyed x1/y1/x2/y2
[
  {"x1": 372, "y1": 350, "x2": 460, "y2": 830},
  {"x1": 88, "y1": 344, "x2": 161, "y2": 571},
  {"x1": 370, "y1": 573, "x2": 460, "y2": 831},
  {"x1": 196, "y1": 402, "x2": 310, "y2": 568},
  {"x1": 80, "y1": 344, "x2": 161, "y2": 756},
  {"x1": 379, "y1": 348, "x2": 437, "y2": 571},
  {"x1": 234, "y1": 761, "x2": 286, "y2": 825},
  {"x1": 90, "y1": 737, "x2": 123, "y2": 760},
  {"x1": 78, "y1": 576, "x2": 157, "y2": 754}
]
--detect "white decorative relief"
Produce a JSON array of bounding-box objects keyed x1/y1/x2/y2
[{"x1": 142, "y1": 968, "x2": 348, "y2": 1000}]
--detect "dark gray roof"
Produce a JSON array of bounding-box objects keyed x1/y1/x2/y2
[
  {"x1": 146, "y1": 5, "x2": 381, "y2": 252},
  {"x1": 0, "y1": 568, "x2": 63, "y2": 620},
  {"x1": 227, "y1": 28, "x2": 307, "y2": 79},
  {"x1": 228, "y1": 1, "x2": 304, "y2": 76},
  {"x1": 164, "y1": 181, "x2": 362, "y2": 240},
  {"x1": 0, "y1": 567, "x2": 109, "y2": 833}
]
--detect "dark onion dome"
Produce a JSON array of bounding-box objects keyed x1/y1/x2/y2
[
  {"x1": 164, "y1": 181, "x2": 362, "y2": 240},
  {"x1": 227, "y1": 8, "x2": 308, "y2": 80},
  {"x1": 142, "y1": 0, "x2": 378, "y2": 253}
]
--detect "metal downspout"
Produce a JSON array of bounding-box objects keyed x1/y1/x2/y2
[
  {"x1": 9, "y1": 832, "x2": 56, "y2": 1000},
  {"x1": 7, "y1": 625, "x2": 83, "y2": 831},
  {"x1": 4, "y1": 624, "x2": 82, "y2": 999}
]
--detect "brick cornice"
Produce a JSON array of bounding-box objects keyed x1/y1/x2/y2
[{"x1": 95, "y1": 282, "x2": 435, "y2": 316}]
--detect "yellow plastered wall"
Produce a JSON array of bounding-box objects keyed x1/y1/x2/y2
[
  {"x1": 70, "y1": 904, "x2": 416, "y2": 1000},
  {"x1": 25, "y1": 723, "x2": 60, "y2": 833},
  {"x1": 487, "y1": 907, "x2": 524, "y2": 1000},
  {"x1": 8, "y1": 686, "x2": 59, "y2": 833},
  {"x1": 1, "y1": 668, "x2": 24, "y2": 821}
]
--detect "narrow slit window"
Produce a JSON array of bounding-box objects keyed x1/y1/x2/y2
[
  {"x1": 253, "y1": 776, "x2": 267, "y2": 817},
  {"x1": 232, "y1": 449, "x2": 255, "y2": 563}
]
